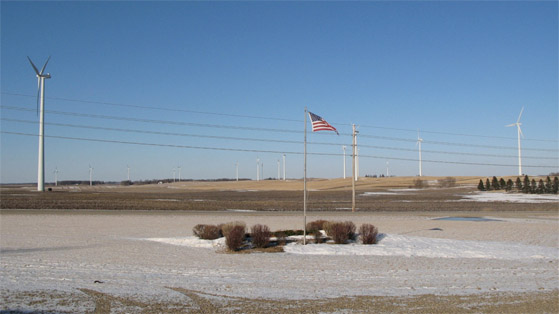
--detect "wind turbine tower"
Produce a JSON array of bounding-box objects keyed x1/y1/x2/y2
[
  {"x1": 506, "y1": 107, "x2": 525, "y2": 176},
  {"x1": 417, "y1": 130, "x2": 423, "y2": 177},
  {"x1": 54, "y1": 167, "x2": 59, "y2": 186},
  {"x1": 89, "y1": 165, "x2": 93, "y2": 186},
  {"x1": 28, "y1": 56, "x2": 51, "y2": 192},
  {"x1": 256, "y1": 158, "x2": 260, "y2": 181},
  {"x1": 282, "y1": 154, "x2": 286, "y2": 181}
]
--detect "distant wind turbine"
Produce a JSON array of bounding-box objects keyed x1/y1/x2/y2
[
  {"x1": 417, "y1": 130, "x2": 423, "y2": 177},
  {"x1": 127, "y1": 165, "x2": 130, "y2": 182},
  {"x1": 256, "y1": 158, "x2": 260, "y2": 181},
  {"x1": 28, "y1": 56, "x2": 51, "y2": 192},
  {"x1": 506, "y1": 107, "x2": 525, "y2": 176},
  {"x1": 178, "y1": 166, "x2": 182, "y2": 182},
  {"x1": 236, "y1": 162, "x2": 239, "y2": 181},
  {"x1": 54, "y1": 167, "x2": 59, "y2": 186},
  {"x1": 89, "y1": 165, "x2": 93, "y2": 186}
]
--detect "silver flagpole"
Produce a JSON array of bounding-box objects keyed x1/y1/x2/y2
[
  {"x1": 303, "y1": 107, "x2": 308, "y2": 245},
  {"x1": 352, "y1": 124, "x2": 356, "y2": 213}
]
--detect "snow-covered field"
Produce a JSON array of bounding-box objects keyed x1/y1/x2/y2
[{"x1": 1, "y1": 208, "x2": 558, "y2": 311}]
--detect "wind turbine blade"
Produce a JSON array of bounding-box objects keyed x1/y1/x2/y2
[
  {"x1": 40, "y1": 56, "x2": 51, "y2": 75},
  {"x1": 505, "y1": 123, "x2": 516, "y2": 127},
  {"x1": 27, "y1": 56, "x2": 40, "y2": 75},
  {"x1": 518, "y1": 125, "x2": 524, "y2": 138},
  {"x1": 517, "y1": 107, "x2": 524, "y2": 123}
]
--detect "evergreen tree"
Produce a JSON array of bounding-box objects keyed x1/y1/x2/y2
[
  {"x1": 523, "y1": 175, "x2": 531, "y2": 193},
  {"x1": 553, "y1": 177, "x2": 558, "y2": 194},
  {"x1": 515, "y1": 177, "x2": 522, "y2": 191},
  {"x1": 492, "y1": 176, "x2": 500, "y2": 190},
  {"x1": 530, "y1": 179, "x2": 537, "y2": 194},
  {"x1": 506, "y1": 179, "x2": 514, "y2": 191},
  {"x1": 478, "y1": 179, "x2": 485, "y2": 191},
  {"x1": 486, "y1": 178, "x2": 492, "y2": 191},
  {"x1": 499, "y1": 178, "x2": 506, "y2": 190},
  {"x1": 537, "y1": 179, "x2": 545, "y2": 194},
  {"x1": 545, "y1": 176, "x2": 553, "y2": 194}
]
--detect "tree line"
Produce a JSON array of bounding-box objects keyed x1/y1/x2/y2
[{"x1": 477, "y1": 175, "x2": 558, "y2": 194}]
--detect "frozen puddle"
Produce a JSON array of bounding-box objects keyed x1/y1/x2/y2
[
  {"x1": 433, "y1": 216, "x2": 502, "y2": 222},
  {"x1": 143, "y1": 234, "x2": 558, "y2": 261}
]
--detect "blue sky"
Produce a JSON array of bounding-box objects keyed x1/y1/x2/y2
[{"x1": 1, "y1": 1, "x2": 557, "y2": 183}]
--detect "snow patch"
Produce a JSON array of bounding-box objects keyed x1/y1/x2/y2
[
  {"x1": 458, "y1": 192, "x2": 559, "y2": 203},
  {"x1": 284, "y1": 234, "x2": 558, "y2": 260}
]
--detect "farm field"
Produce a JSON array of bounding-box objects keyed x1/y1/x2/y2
[
  {"x1": 1, "y1": 176, "x2": 558, "y2": 212},
  {"x1": 1, "y1": 176, "x2": 558, "y2": 312}
]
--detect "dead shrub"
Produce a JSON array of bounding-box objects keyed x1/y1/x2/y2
[
  {"x1": 438, "y1": 177, "x2": 456, "y2": 188},
  {"x1": 220, "y1": 221, "x2": 246, "y2": 238},
  {"x1": 225, "y1": 225, "x2": 246, "y2": 251},
  {"x1": 323, "y1": 221, "x2": 335, "y2": 237},
  {"x1": 413, "y1": 178, "x2": 426, "y2": 189},
  {"x1": 193, "y1": 224, "x2": 221, "y2": 240},
  {"x1": 306, "y1": 220, "x2": 328, "y2": 233},
  {"x1": 359, "y1": 224, "x2": 378, "y2": 244},
  {"x1": 330, "y1": 222, "x2": 349, "y2": 244},
  {"x1": 326, "y1": 221, "x2": 356, "y2": 244},
  {"x1": 251, "y1": 224, "x2": 271, "y2": 248}
]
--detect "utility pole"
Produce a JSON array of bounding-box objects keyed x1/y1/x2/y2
[
  {"x1": 282, "y1": 154, "x2": 286, "y2": 181},
  {"x1": 256, "y1": 158, "x2": 260, "y2": 181},
  {"x1": 342, "y1": 145, "x2": 346, "y2": 179}
]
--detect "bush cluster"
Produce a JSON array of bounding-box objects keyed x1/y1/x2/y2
[
  {"x1": 359, "y1": 224, "x2": 378, "y2": 245},
  {"x1": 437, "y1": 177, "x2": 456, "y2": 188}
]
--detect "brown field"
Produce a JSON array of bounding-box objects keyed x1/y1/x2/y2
[{"x1": 1, "y1": 176, "x2": 556, "y2": 211}]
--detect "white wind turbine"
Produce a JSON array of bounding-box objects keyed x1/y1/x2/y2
[
  {"x1": 89, "y1": 164, "x2": 93, "y2": 186},
  {"x1": 506, "y1": 107, "x2": 525, "y2": 176},
  {"x1": 54, "y1": 167, "x2": 59, "y2": 186},
  {"x1": 28, "y1": 56, "x2": 51, "y2": 192},
  {"x1": 416, "y1": 130, "x2": 423, "y2": 177}
]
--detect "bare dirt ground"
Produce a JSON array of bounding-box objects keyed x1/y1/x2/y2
[
  {"x1": 1, "y1": 177, "x2": 558, "y2": 313},
  {"x1": 1, "y1": 176, "x2": 557, "y2": 211}
]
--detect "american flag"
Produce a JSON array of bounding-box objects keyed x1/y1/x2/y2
[{"x1": 308, "y1": 111, "x2": 339, "y2": 135}]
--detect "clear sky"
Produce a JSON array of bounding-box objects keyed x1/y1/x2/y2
[{"x1": 1, "y1": 1, "x2": 558, "y2": 183}]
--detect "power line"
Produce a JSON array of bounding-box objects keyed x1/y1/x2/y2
[
  {"x1": 3, "y1": 91, "x2": 557, "y2": 143},
  {"x1": 4, "y1": 118, "x2": 556, "y2": 160},
  {"x1": 3, "y1": 105, "x2": 557, "y2": 153},
  {"x1": 2, "y1": 130, "x2": 556, "y2": 168}
]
